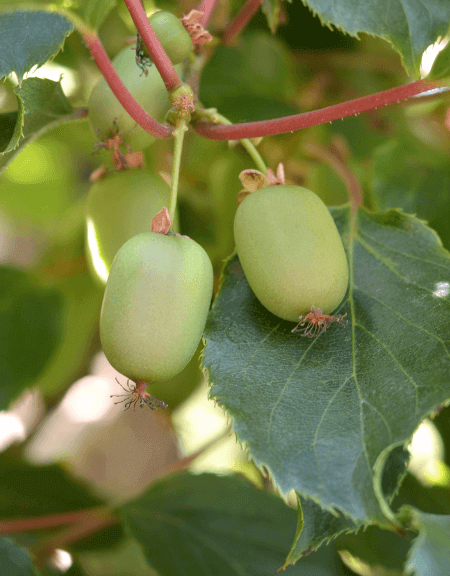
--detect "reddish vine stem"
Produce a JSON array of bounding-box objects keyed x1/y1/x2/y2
[
  {"x1": 0, "y1": 507, "x2": 110, "y2": 534},
  {"x1": 197, "y1": 0, "x2": 220, "y2": 26},
  {"x1": 192, "y1": 80, "x2": 444, "y2": 140},
  {"x1": 304, "y1": 141, "x2": 363, "y2": 211},
  {"x1": 123, "y1": 0, "x2": 182, "y2": 92},
  {"x1": 222, "y1": 0, "x2": 263, "y2": 45},
  {"x1": 83, "y1": 32, "x2": 173, "y2": 140}
]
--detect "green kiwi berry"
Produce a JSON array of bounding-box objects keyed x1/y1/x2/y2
[
  {"x1": 100, "y1": 232, "x2": 213, "y2": 382},
  {"x1": 149, "y1": 11, "x2": 193, "y2": 64},
  {"x1": 234, "y1": 185, "x2": 348, "y2": 322}
]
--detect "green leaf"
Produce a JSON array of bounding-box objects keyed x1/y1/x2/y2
[
  {"x1": 202, "y1": 207, "x2": 450, "y2": 523},
  {"x1": 0, "y1": 267, "x2": 63, "y2": 409},
  {"x1": 405, "y1": 508, "x2": 450, "y2": 575},
  {"x1": 0, "y1": 452, "x2": 103, "y2": 518},
  {"x1": 282, "y1": 496, "x2": 358, "y2": 569},
  {"x1": 120, "y1": 472, "x2": 303, "y2": 576},
  {"x1": 301, "y1": 0, "x2": 450, "y2": 77},
  {"x1": 0, "y1": 77, "x2": 80, "y2": 175},
  {"x1": 372, "y1": 139, "x2": 450, "y2": 251},
  {"x1": 80, "y1": 0, "x2": 117, "y2": 30},
  {"x1": 0, "y1": 11, "x2": 73, "y2": 83},
  {"x1": 0, "y1": 538, "x2": 37, "y2": 576}
]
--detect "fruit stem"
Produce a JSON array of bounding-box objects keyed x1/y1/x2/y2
[
  {"x1": 123, "y1": 0, "x2": 183, "y2": 92},
  {"x1": 168, "y1": 120, "x2": 188, "y2": 222},
  {"x1": 194, "y1": 108, "x2": 267, "y2": 173},
  {"x1": 222, "y1": 0, "x2": 263, "y2": 45}
]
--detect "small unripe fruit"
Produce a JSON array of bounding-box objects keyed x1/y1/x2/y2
[
  {"x1": 149, "y1": 11, "x2": 193, "y2": 64},
  {"x1": 234, "y1": 185, "x2": 348, "y2": 322},
  {"x1": 100, "y1": 232, "x2": 213, "y2": 382},
  {"x1": 85, "y1": 170, "x2": 179, "y2": 284},
  {"x1": 88, "y1": 47, "x2": 182, "y2": 150}
]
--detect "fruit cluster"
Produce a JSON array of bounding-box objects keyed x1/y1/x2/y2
[{"x1": 86, "y1": 10, "x2": 349, "y2": 409}]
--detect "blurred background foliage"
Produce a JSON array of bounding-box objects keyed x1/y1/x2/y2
[{"x1": 1, "y1": 0, "x2": 450, "y2": 574}]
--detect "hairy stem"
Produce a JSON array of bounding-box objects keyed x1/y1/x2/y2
[
  {"x1": 83, "y1": 32, "x2": 173, "y2": 140},
  {"x1": 223, "y1": 0, "x2": 263, "y2": 45},
  {"x1": 193, "y1": 80, "x2": 446, "y2": 140},
  {"x1": 123, "y1": 0, "x2": 182, "y2": 92}
]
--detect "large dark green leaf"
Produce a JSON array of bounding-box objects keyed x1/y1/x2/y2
[
  {"x1": 0, "y1": 267, "x2": 62, "y2": 409},
  {"x1": 0, "y1": 77, "x2": 81, "y2": 175},
  {"x1": 301, "y1": 0, "x2": 450, "y2": 77},
  {"x1": 202, "y1": 207, "x2": 450, "y2": 524},
  {"x1": 0, "y1": 538, "x2": 37, "y2": 576},
  {"x1": 120, "y1": 472, "x2": 306, "y2": 576},
  {"x1": 405, "y1": 509, "x2": 450, "y2": 575},
  {"x1": 0, "y1": 11, "x2": 73, "y2": 83}
]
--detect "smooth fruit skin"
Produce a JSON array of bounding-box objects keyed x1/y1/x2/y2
[
  {"x1": 149, "y1": 11, "x2": 192, "y2": 64},
  {"x1": 234, "y1": 185, "x2": 349, "y2": 322},
  {"x1": 88, "y1": 48, "x2": 182, "y2": 150},
  {"x1": 85, "y1": 170, "x2": 179, "y2": 285},
  {"x1": 100, "y1": 233, "x2": 213, "y2": 382}
]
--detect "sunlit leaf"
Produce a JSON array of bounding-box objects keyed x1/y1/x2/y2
[
  {"x1": 0, "y1": 77, "x2": 82, "y2": 175},
  {"x1": 302, "y1": 0, "x2": 450, "y2": 76},
  {"x1": 0, "y1": 11, "x2": 73, "y2": 83}
]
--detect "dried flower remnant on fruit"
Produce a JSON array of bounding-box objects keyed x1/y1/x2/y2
[
  {"x1": 111, "y1": 378, "x2": 168, "y2": 411},
  {"x1": 237, "y1": 163, "x2": 285, "y2": 204},
  {"x1": 151, "y1": 207, "x2": 172, "y2": 234},
  {"x1": 181, "y1": 10, "x2": 212, "y2": 50},
  {"x1": 93, "y1": 123, "x2": 145, "y2": 171},
  {"x1": 291, "y1": 306, "x2": 347, "y2": 338}
]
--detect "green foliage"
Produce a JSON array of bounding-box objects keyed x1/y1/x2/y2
[
  {"x1": 119, "y1": 472, "x2": 300, "y2": 576},
  {"x1": 0, "y1": 268, "x2": 63, "y2": 409},
  {"x1": 0, "y1": 0, "x2": 449, "y2": 574},
  {"x1": 0, "y1": 538, "x2": 37, "y2": 576},
  {"x1": 405, "y1": 509, "x2": 450, "y2": 575},
  {"x1": 203, "y1": 208, "x2": 450, "y2": 521},
  {"x1": 0, "y1": 11, "x2": 73, "y2": 83},
  {"x1": 299, "y1": 0, "x2": 450, "y2": 77},
  {"x1": 0, "y1": 78, "x2": 74, "y2": 173}
]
